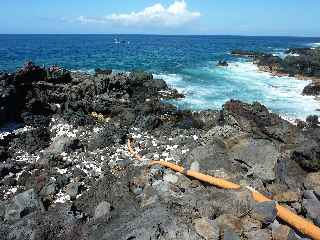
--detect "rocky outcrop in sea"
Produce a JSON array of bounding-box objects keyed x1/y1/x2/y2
[
  {"x1": 1, "y1": 62, "x2": 320, "y2": 239},
  {"x1": 231, "y1": 47, "x2": 320, "y2": 96}
]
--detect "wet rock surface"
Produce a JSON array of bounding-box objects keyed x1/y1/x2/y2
[{"x1": 0, "y1": 63, "x2": 320, "y2": 239}]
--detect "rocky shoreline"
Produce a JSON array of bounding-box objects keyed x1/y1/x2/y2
[
  {"x1": 1, "y1": 62, "x2": 320, "y2": 239},
  {"x1": 231, "y1": 47, "x2": 320, "y2": 97}
]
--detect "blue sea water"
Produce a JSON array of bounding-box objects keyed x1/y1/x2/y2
[{"x1": 1, "y1": 34, "x2": 320, "y2": 120}]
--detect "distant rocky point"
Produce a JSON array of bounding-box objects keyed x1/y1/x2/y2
[{"x1": 231, "y1": 47, "x2": 320, "y2": 96}]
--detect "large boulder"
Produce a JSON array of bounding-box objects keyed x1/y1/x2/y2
[
  {"x1": 229, "y1": 138, "x2": 280, "y2": 181},
  {"x1": 223, "y1": 100, "x2": 303, "y2": 145},
  {"x1": 223, "y1": 100, "x2": 282, "y2": 129},
  {"x1": 187, "y1": 142, "x2": 233, "y2": 173}
]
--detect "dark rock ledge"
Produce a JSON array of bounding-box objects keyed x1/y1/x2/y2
[{"x1": 0, "y1": 62, "x2": 320, "y2": 240}]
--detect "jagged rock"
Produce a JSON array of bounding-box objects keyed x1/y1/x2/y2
[
  {"x1": 303, "y1": 82, "x2": 320, "y2": 96},
  {"x1": 14, "y1": 61, "x2": 46, "y2": 83},
  {"x1": 223, "y1": 100, "x2": 297, "y2": 145},
  {"x1": 194, "y1": 217, "x2": 220, "y2": 240},
  {"x1": 251, "y1": 201, "x2": 277, "y2": 225},
  {"x1": 4, "y1": 189, "x2": 43, "y2": 222}
]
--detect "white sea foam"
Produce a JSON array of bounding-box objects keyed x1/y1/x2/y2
[
  {"x1": 309, "y1": 42, "x2": 320, "y2": 47},
  {"x1": 71, "y1": 69, "x2": 95, "y2": 74},
  {"x1": 156, "y1": 61, "x2": 320, "y2": 121}
]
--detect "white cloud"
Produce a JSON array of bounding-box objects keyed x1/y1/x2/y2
[{"x1": 77, "y1": 1, "x2": 201, "y2": 27}]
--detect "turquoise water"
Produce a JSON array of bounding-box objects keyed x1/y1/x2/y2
[{"x1": 1, "y1": 35, "x2": 320, "y2": 120}]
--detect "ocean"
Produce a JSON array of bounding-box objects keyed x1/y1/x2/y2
[{"x1": 1, "y1": 34, "x2": 320, "y2": 120}]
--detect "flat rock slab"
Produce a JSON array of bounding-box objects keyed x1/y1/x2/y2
[
  {"x1": 188, "y1": 142, "x2": 232, "y2": 172},
  {"x1": 229, "y1": 138, "x2": 280, "y2": 181}
]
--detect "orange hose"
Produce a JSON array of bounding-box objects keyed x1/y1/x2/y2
[
  {"x1": 128, "y1": 138, "x2": 320, "y2": 239},
  {"x1": 127, "y1": 139, "x2": 239, "y2": 189},
  {"x1": 251, "y1": 189, "x2": 320, "y2": 240},
  {"x1": 150, "y1": 160, "x2": 241, "y2": 190}
]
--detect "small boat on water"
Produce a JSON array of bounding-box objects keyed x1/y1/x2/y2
[{"x1": 114, "y1": 38, "x2": 120, "y2": 44}]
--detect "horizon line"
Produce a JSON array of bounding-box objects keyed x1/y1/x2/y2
[{"x1": 0, "y1": 33, "x2": 319, "y2": 38}]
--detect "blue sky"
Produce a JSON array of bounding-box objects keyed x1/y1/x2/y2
[{"x1": 1, "y1": 0, "x2": 319, "y2": 36}]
